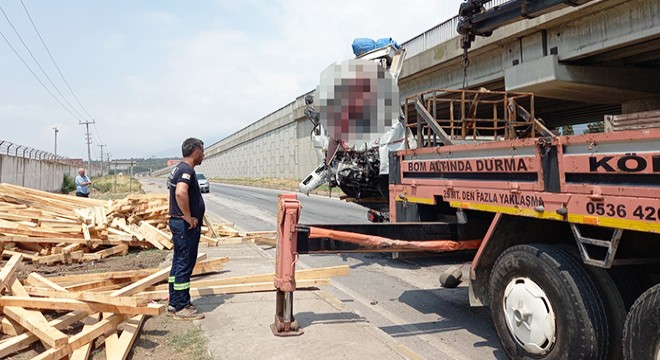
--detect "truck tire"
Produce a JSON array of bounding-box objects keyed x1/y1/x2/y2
[
  {"x1": 489, "y1": 244, "x2": 609, "y2": 359},
  {"x1": 557, "y1": 244, "x2": 627, "y2": 359},
  {"x1": 622, "y1": 283, "x2": 660, "y2": 360}
]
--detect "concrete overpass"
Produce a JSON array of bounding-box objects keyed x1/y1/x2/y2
[{"x1": 194, "y1": 0, "x2": 660, "y2": 180}]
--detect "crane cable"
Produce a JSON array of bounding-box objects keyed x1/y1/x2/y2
[{"x1": 461, "y1": 36, "x2": 470, "y2": 89}]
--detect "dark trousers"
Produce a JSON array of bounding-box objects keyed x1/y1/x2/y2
[
  {"x1": 168, "y1": 218, "x2": 201, "y2": 311},
  {"x1": 75, "y1": 192, "x2": 89, "y2": 197}
]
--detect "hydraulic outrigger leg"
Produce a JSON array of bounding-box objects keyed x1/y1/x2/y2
[{"x1": 271, "y1": 193, "x2": 304, "y2": 336}]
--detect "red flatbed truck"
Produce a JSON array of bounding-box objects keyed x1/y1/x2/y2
[
  {"x1": 273, "y1": 94, "x2": 660, "y2": 359},
  {"x1": 272, "y1": 1, "x2": 660, "y2": 357}
]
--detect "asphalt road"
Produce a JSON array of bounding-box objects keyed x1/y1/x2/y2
[
  {"x1": 201, "y1": 182, "x2": 370, "y2": 231},
  {"x1": 198, "y1": 181, "x2": 505, "y2": 359}
]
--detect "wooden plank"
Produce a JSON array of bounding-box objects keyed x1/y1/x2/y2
[
  {"x1": 106, "y1": 227, "x2": 133, "y2": 237},
  {"x1": 62, "y1": 243, "x2": 82, "y2": 254},
  {"x1": 252, "y1": 236, "x2": 277, "y2": 247},
  {"x1": 81, "y1": 223, "x2": 91, "y2": 241},
  {"x1": 203, "y1": 214, "x2": 219, "y2": 238},
  {"x1": 1, "y1": 276, "x2": 69, "y2": 349},
  {"x1": 243, "y1": 230, "x2": 277, "y2": 236},
  {"x1": 69, "y1": 314, "x2": 101, "y2": 360},
  {"x1": 109, "y1": 253, "x2": 207, "y2": 297},
  {"x1": 2, "y1": 249, "x2": 38, "y2": 261},
  {"x1": 2, "y1": 305, "x2": 70, "y2": 349},
  {"x1": 30, "y1": 244, "x2": 48, "y2": 255},
  {"x1": 104, "y1": 331, "x2": 120, "y2": 360},
  {"x1": 0, "y1": 253, "x2": 22, "y2": 290},
  {"x1": 32, "y1": 314, "x2": 128, "y2": 360},
  {"x1": 0, "y1": 212, "x2": 39, "y2": 222},
  {"x1": 191, "y1": 257, "x2": 229, "y2": 276},
  {"x1": 200, "y1": 234, "x2": 220, "y2": 246},
  {"x1": 39, "y1": 224, "x2": 84, "y2": 233},
  {"x1": 0, "y1": 236, "x2": 123, "y2": 245},
  {"x1": 0, "y1": 311, "x2": 87, "y2": 358},
  {"x1": 151, "y1": 265, "x2": 349, "y2": 291},
  {"x1": 38, "y1": 218, "x2": 79, "y2": 225},
  {"x1": 0, "y1": 225, "x2": 84, "y2": 239},
  {"x1": 74, "y1": 208, "x2": 93, "y2": 224},
  {"x1": 135, "y1": 279, "x2": 329, "y2": 302},
  {"x1": 25, "y1": 272, "x2": 68, "y2": 291},
  {"x1": 45, "y1": 254, "x2": 218, "y2": 286},
  {"x1": 208, "y1": 236, "x2": 243, "y2": 245},
  {"x1": 64, "y1": 278, "x2": 134, "y2": 293},
  {"x1": 106, "y1": 233, "x2": 135, "y2": 242},
  {"x1": 111, "y1": 218, "x2": 145, "y2": 241},
  {"x1": 47, "y1": 269, "x2": 161, "y2": 286},
  {"x1": 1, "y1": 316, "x2": 25, "y2": 336},
  {"x1": 0, "y1": 296, "x2": 165, "y2": 316},
  {"x1": 106, "y1": 315, "x2": 145, "y2": 360},
  {"x1": 23, "y1": 288, "x2": 146, "y2": 307},
  {"x1": 216, "y1": 226, "x2": 240, "y2": 237},
  {"x1": 134, "y1": 223, "x2": 165, "y2": 250},
  {"x1": 89, "y1": 244, "x2": 129, "y2": 260},
  {"x1": 32, "y1": 250, "x2": 84, "y2": 265},
  {"x1": 138, "y1": 221, "x2": 173, "y2": 249}
]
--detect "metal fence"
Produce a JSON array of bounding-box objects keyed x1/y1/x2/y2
[
  {"x1": 400, "y1": 0, "x2": 510, "y2": 58},
  {"x1": 0, "y1": 139, "x2": 79, "y2": 165}
]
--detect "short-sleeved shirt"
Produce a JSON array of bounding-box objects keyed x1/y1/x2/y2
[
  {"x1": 75, "y1": 175, "x2": 90, "y2": 194},
  {"x1": 168, "y1": 162, "x2": 205, "y2": 220}
]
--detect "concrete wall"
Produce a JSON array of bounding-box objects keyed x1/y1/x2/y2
[
  {"x1": 0, "y1": 154, "x2": 78, "y2": 192},
  {"x1": 195, "y1": 91, "x2": 320, "y2": 180}
]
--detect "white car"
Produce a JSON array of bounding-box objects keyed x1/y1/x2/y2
[{"x1": 197, "y1": 173, "x2": 210, "y2": 193}]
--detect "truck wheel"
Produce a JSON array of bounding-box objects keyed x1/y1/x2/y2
[
  {"x1": 622, "y1": 284, "x2": 660, "y2": 360},
  {"x1": 489, "y1": 244, "x2": 609, "y2": 359},
  {"x1": 557, "y1": 244, "x2": 627, "y2": 359}
]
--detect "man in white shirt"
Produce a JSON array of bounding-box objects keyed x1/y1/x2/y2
[{"x1": 75, "y1": 168, "x2": 92, "y2": 197}]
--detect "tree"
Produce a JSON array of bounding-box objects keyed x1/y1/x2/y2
[
  {"x1": 583, "y1": 121, "x2": 604, "y2": 134},
  {"x1": 561, "y1": 125, "x2": 575, "y2": 136}
]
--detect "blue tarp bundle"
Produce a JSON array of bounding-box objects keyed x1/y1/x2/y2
[
  {"x1": 352, "y1": 37, "x2": 400, "y2": 56},
  {"x1": 352, "y1": 38, "x2": 376, "y2": 56},
  {"x1": 375, "y1": 37, "x2": 400, "y2": 49}
]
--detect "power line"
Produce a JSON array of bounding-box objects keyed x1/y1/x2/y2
[
  {"x1": 93, "y1": 122, "x2": 105, "y2": 146},
  {"x1": 18, "y1": 0, "x2": 95, "y2": 120},
  {"x1": 0, "y1": 28, "x2": 86, "y2": 122},
  {"x1": 0, "y1": 4, "x2": 88, "y2": 122}
]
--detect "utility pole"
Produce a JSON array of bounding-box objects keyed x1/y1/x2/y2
[
  {"x1": 106, "y1": 153, "x2": 111, "y2": 175},
  {"x1": 98, "y1": 144, "x2": 106, "y2": 176},
  {"x1": 79, "y1": 120, "x2": 95, "y2": 176},
  {"x1": 52, "y1": 127, "x2": 59, "y2": 156}
]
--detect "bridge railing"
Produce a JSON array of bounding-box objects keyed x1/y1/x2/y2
[{"x1": 400, "y1": 0, "x2": 510, "y2": 58}]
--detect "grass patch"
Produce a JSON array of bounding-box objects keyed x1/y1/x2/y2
[
  {"x1": 167, "y1": 326, "x2": 213, "y2": 360},
  {"x1": 90, "y1": 175, "x2": 144, "y2": 200}
]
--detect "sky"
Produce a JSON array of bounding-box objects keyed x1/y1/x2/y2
[{"x1": 0, "y1": 0, "x2": 464, "y2": 160}]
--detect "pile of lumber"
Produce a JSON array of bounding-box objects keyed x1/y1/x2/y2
[
  {"x1": 0, "y1": 183, "x2": 237, "y2": 264},
  {"x1": 0, "y1": 253, "x2": 349, "y2": 359}
]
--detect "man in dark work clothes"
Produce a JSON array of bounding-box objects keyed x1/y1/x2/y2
[{"x1": 167, "y1": 137, "x2": 205, "y2": 320}]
